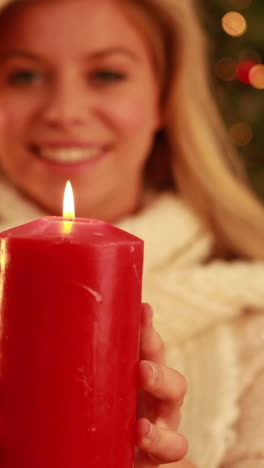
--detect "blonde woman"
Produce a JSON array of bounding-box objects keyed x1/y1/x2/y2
[{"x1": 0, "y1": 1, "x2": 263, "y2": 467}]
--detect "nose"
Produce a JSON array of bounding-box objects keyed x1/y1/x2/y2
[{"x1": 42, "y1": 76, "x2": 89, "y2": 128}]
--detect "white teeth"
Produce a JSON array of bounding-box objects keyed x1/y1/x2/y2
[{"x1": 39, "y1": 147, "x2": 101, "y2": 163}]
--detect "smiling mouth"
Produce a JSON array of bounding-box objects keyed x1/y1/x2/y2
[{"x1": 30, "y1": 145, "x2": 105, "y2": 164}]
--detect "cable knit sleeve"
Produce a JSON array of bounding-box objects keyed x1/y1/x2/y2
[
  {"x1": 142, "y1": 260, "x2": 264, "y2": 468},
  {"x1": 143, "y1": 260, "x2": 264, "y2": 344},
  {"x1": 219, "y1": 312, "x2": 264, "y2": 468}
]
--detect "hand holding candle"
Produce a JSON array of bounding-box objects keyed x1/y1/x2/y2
[
  {"x1": 136, "y1": 304, "x2": 188, "y2": 466},
  {"x1": 0, "y1": 182, "x2": 143, "y2": 468}
]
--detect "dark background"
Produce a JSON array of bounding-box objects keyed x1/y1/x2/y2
[{"x1": 202, "y1": 0, "x2": 264, "y2": 200}]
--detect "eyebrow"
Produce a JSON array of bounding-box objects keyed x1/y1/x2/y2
[
  {"x1": 0, "y1": 47, "x2": 140, "y2": 62},
  {"x1": 88, "y1": 47, "x2": 140, "y2": 62}
]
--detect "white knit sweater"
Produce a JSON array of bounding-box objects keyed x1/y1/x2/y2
[{"x1": 1, "y1": 176, "x2": 264, "y2": 468}]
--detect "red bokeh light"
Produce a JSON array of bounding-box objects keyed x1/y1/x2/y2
[{"x1": 236, "y1": 60, "x2": 258, "y2": 84}]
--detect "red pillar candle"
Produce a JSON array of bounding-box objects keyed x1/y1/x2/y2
[{"x1": 0, "y1": 216, "x2": 143, "y2": 468}]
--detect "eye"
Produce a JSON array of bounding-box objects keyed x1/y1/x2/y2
[
  {"x1": 7, "y1": 69, "x2": 42, "y2": 86},
  {"x1": 90, "y1": 69, "x2": 126, "y2": 84}
]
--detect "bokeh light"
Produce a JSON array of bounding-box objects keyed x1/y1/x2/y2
[
  {"x1": 222, "y1": 12, "x2": 247, "y2": 37},
  {"x1": 230, "y1": 122, "x2": 253, "y2": 146},
  {"x1": 236, "y1": 59, "x2": 258, "y2": 84},
  {"x1": 215, "y1": 57, "x2": 236, "y2": 81},
  {"x1": 249, "y1": 64, "x2": 264, "y2": 89}
]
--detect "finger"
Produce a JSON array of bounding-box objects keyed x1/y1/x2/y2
[
  {"x1": 136, "y1": 418, "x2": 188, "y2": 464},
  {"x1": 140, "y1": 303, "x2": 165, "y2": 365},
  {"x1": 139, "y1": 360, "x2": 187, "y2": 428},
  {"x1": 139, "y1": 360, "x2": 187, "y2": 403}
]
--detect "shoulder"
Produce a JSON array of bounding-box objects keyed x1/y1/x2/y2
[{"x1": 117, "y1": 191, "x2": 214, "y2": 271}]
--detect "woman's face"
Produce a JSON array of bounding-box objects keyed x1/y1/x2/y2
[{"x1": 0, "y1": 0, "x2": 161, "y2": 219}]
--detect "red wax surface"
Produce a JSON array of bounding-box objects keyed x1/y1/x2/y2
[{"x1": 0, "y1": 216, "x2": 143, "y2": 468}]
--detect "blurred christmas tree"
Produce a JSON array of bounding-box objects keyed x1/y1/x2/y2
[{"x1": 202, "y1": 0, "x2": 264, "y2": 200}]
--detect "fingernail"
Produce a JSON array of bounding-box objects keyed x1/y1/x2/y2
[
  {"x1": 141, "y1": 419, "x2": 153, "y2": 440},
  {"x1": 141, "y1": 360, "x2": 156, "y2": 381}
]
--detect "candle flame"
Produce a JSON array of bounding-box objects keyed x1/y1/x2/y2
[{"x1": 63, "y1": 181, "x2": 75, "y2": 218}]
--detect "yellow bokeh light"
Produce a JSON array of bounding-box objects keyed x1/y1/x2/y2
[
  {"x1": 222, "y1": 12, "x2": 247, "y2": 37},
  {"x1": 230, "y1": 122, "x2": 253, "y2": 147},
  {"x1": 215, "y1": 57, "x2": 236, "y2": 81},
  {"x1": 249, "y1": 64, "x2": 264, "y2": 89}
]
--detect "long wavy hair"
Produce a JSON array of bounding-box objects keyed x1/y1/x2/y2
[{"x1": 122, "y1": 0, "x2": 264, "y2": 259}]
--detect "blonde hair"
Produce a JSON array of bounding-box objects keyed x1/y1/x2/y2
[{"x1": 123, "y1": 0, "x2": 264, "y2": 260}]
